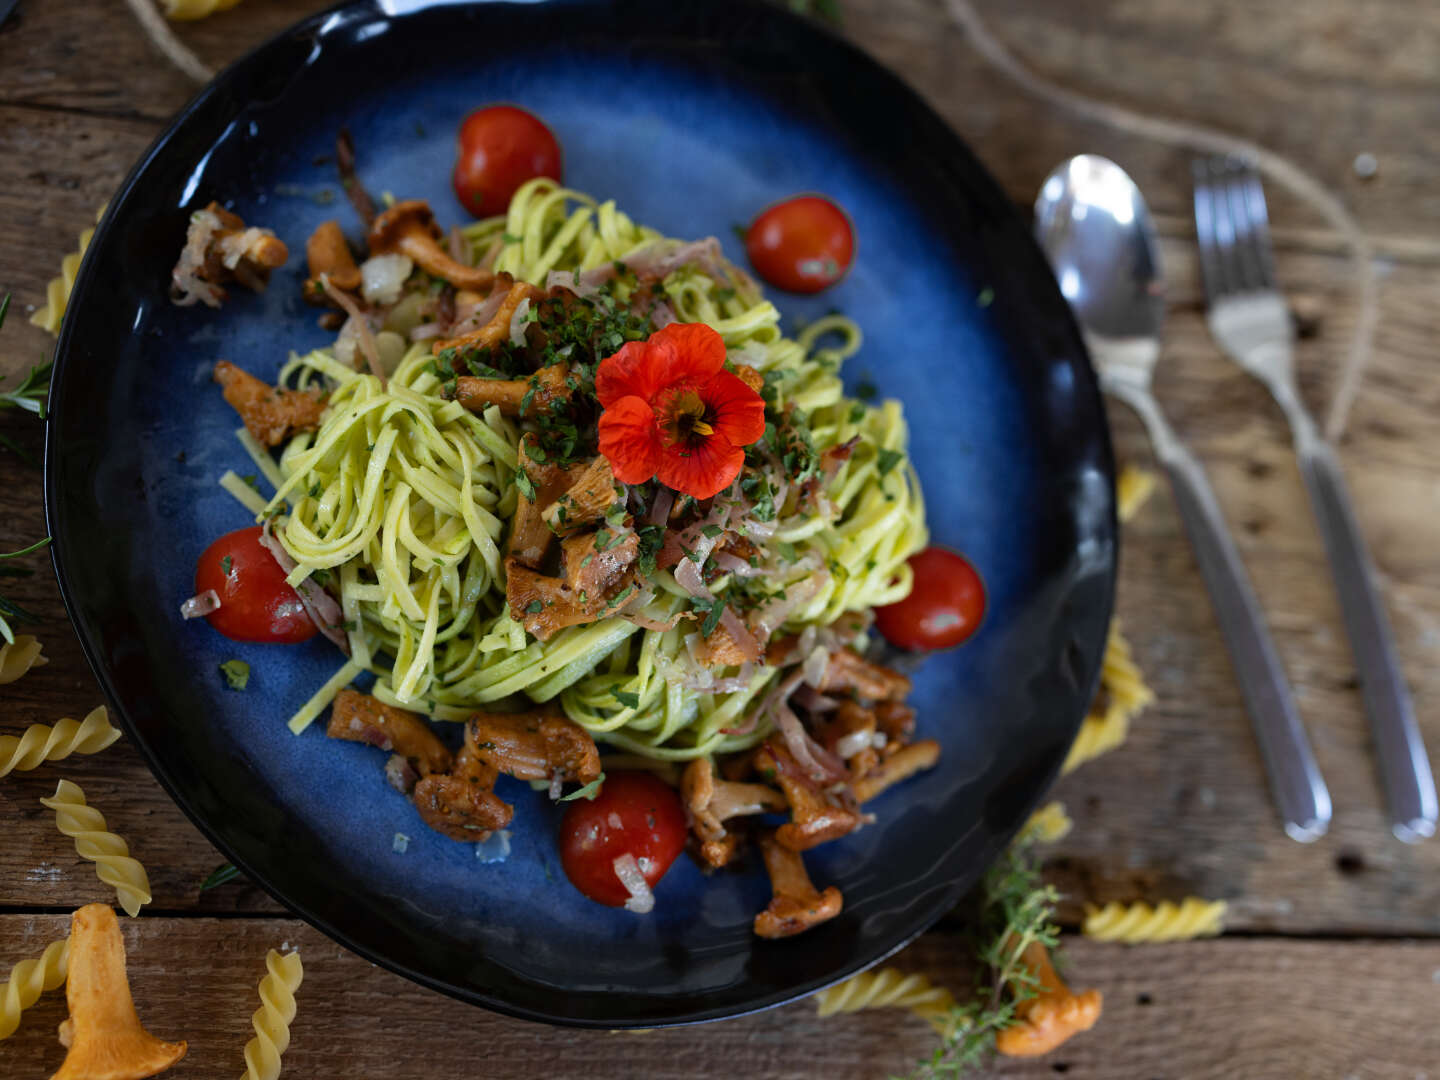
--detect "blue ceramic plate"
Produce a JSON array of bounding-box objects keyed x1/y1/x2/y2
[{"x1": 45, "y1": 0, "x2": 1114, "y2": 1027}]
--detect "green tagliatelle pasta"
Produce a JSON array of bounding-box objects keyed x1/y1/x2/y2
[{"x1": 255, "y1": 178, "x2": 926, "y2": 758}]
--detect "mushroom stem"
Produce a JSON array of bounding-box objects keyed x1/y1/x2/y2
[
  {"x1": 368, "y1": 199, "x2": 494, "y2": 292},
  {"x1": 753, "y1": 832, "x2": 843, "y2": 938},
  {"x1": 50, "y1": 903, "x2": 187, "y2": 1080}
]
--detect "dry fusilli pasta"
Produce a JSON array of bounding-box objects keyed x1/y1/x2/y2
[
  {"x1": 241, "y1": 949, "x2": 304, "y2": 1080},
  {"x1": 30, "y1": 207, "x2": 104, "y2": 335},
  {"x1": 163, "y1": 0, "x2": 244, "y2": 20},
  {"x1": 815, "y1": 967, "x2": 956, "y2": 1033},
  {"x1": 1083, "y1": 898, "x2": 1226, "y2": 943},
  {"x1": 1117, "y1": 464, "x2": 1157, "y2": 523},
  {"x1": 40, "y1": 779, "x2": 152, "y2": 917},
  {"x1": 1021, "y1": 800, "x2": 1073, "y2": 844},
  {"x1": 0, "y1": 937, "x2": 69, "y2": 1040},
  {"x1": 0, "y1": 635, "x2": 47, "y2": 686},
  {"x1": 0, "y1": 706, "x2": 120, "y2": 778},
  {"x1": 1062, "y1": 623, "x2": 1155, "y2": 773}
]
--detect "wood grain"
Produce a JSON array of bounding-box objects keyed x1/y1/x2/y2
[{"x1": 1, "y1": 915, "x2": 1437, "y2": 1080}]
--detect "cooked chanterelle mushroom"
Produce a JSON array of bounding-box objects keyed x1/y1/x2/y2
[
  {"x1": 994, "y1": 937, "x2": 1103, "y2": 1057},
  {"x1": 451, "y1": 361, "x2": 571, "y2": 419},
  {"x1": 368, "y1": 199, "x2": 495, "y2": 292},
  {"x1": 467, "y1": 709, "x2": 602, "y2": 786},
  {"x1": 818, "y1": 647, "x2": 912, "y2": 702},
  {"x1": 302, "y1": 219, "x2": 363, "y2": 303},
  {"x1": 753, "y1": 740, "x2": 866, "y2": 852},
  {"x1": 433, "y1": 277, "x2": 541, "y2": 360},
  {"x1": 51, "y1": 904, "x2": 187, "y2": 1080},
  {"x1": 753, "y1": 832, "x2": 843, "y2": 939},
  {"x1": 326, "y1": 689, "x2": 453, "y2": 794},
  {"x1": 212, "y1": 360, "x2": 326, "y2": 447},
  {"x1": 171, "y1": 201, "x2": 288, "y2": 308},
  {"x1": 412, "y1": 741, "x2": 512, "y2": 842},
  {"x1": 681, "y1": 757, "x2": 786, "y2": 868}
]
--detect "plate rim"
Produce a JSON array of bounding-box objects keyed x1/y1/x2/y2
[{"x1": 43, "y1": 0, "x2": 1116, "y2": 1028}]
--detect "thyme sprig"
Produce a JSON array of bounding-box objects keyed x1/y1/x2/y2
[
  {"x1": 902, "y1": 835, "x2": 1061, "y2": 1078},
  {"x1": 0, "y1": 537, "x2": 51, "y2": 645},
  {"x1": 0, "y1": 294, "x2": 54, "y2": 463}
]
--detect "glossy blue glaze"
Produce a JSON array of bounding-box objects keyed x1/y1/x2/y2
[{"x1": 47, "y1": 0, "x2": 1113, "y2": 1026}]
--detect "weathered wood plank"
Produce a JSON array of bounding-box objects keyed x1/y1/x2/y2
[
  {"x1": 1, "y1": 916, "x2": 1436, "y2": 1079},
  {"x1": 1, "y1": 0, "x2": 1439, "y2": 247}
]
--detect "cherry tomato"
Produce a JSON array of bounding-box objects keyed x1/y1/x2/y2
[
  {"x1": 875, "y1": 547, "x2": 986, "y2": 651},
  {"x1": 451, "y1": 105, "x2": 563, "y2": 219},
  {"x1": 744, "y1": 194, "x2": 855, "y2": 294},
  {"x1": 193, "y1": 526, "x2": 317, "y2": 644},
  {"x1": 559, "y1": 771, "x2": 687, "y2": 907}
]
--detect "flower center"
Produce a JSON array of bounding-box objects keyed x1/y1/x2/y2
[{"x1": 659, "y1": 386, "x2": 715, "y2": 446}]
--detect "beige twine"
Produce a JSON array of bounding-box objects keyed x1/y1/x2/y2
[
  {"x1": 122, "y1": 0, "x2": 1377, "y2": 438},
  {"x1": 941, "y1": 0, "x2": 1377, "y2": 440},
  {"x1": 122, "y1": 0, "x2": 214, "y2": 84}
]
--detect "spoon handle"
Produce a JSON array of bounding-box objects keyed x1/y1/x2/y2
[{"x1": 1135, "y1": 399, "x2": 1333, "y2": 841}]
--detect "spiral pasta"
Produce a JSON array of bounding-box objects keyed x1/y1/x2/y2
[
  {"x1": 0, "y1": 938, "x2": 68, "y2": 1041},
  {"x1": 1082, "y1": 898, "x2": 1226, "y2": 943},
  {"x1": 1117, "y1": 464, "x2": 1157, "y2": 523},
  {"x1": 162, "y1": 0, "x2": 243, "y2": 20},
  {"x1": 815, "y1": 967, "x2": 956, "y2": 1033},
  {"x1": 266, "y1": 178, "x2": 926, "y2": 759},
  {"x1": 0, "y1": 635, "x2": 46, "y2": 685},
  {"x1": 39, "y1": 780, "x2": 152, "y2": 917},
  {"x1": 1062, "y1": 623, "x2": 1155, "y2": 774},
  {"x1": 1021, "y1": 800, "x2": 1072, "y2": 844},
  {"x1": 241, "y1": 949, "x2": 303, "y2": 1080},
  {"x1": 0, "y1": 706, "x2": 121, "y2": 778},
  {"x1": 30, "y1": 207, "x2": 104, "y2": 336}
]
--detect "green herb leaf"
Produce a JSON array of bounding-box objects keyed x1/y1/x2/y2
[
  {"x1": 854, "y1": 378, "x2": 878, "y2": 402},
  {"x1": 976, "y1": 286, "x2": 995, "y2": 308},
  {"x1": 220, "y1": 555, "x2": 233, "y2": 576},
  {"x1": 514, "y1": 468, "x2": 537, "y2": 502},
  {"x1": 525, "y1": 600, "x2": 543, "y2": 614},
  {"x1": 701, "y1": 524, "x2": 722, "y2": 539},
  {"x1": 219, "y1": 659, "x2": 250, "y2": 691},
  {"x1": 611, "y1": 688, "x2": 641, "y2": 709},
  {"x1": 199, "y1": 863, "x2": 241, "y2": 891},
  {"x1": 876, "y1": 448, "x2": 904, "y2": 477},
  {"x1": 558, "y1": 772, "x2": 606, "y2": 802}
]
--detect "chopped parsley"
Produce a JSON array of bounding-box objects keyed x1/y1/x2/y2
[
  {"x1": 219, "y1": 555, "x2": 233, "y2": 576},
  {"x1": 854, "y1": 378, "x2": 878, "y2": 402},
  {"x1": 514, "y1": 468, "x2": 537, "y2": 502},
  {"x1": 525, "y1": 600, "x2": 544, "y2": 614},
  {"x1": 701, "y1": 524, "x2": 722, "y2": 539},
  {"x1": 611, "y1": 688, "x2": 641, "y2": 709},
  {"x1": 218, "y1": 659, "x2": 250, "y2": 691},
  {"x1": 691, "y1": 596, "x2": 726, "y2": 637},
  {"x1": 876, "y1": 448, "x2": 904, "y2": 477}
]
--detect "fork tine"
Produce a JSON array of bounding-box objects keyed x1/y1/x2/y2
[
  {"x1": 1235, "y1": 159, "x2": 1278, "y2": 289},
  {"x1": 1192, "y1": 159, "x2": 1229, "y2": 299},
  {"x1": 1204, "y1": 157, "x2": 1246, "y2": 296},
  {"x1": 1219, "y1": 157, "x2": 1268, "y2": 292}
]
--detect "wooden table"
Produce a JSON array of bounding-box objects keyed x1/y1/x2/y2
[{"x1": 3, "y1": 1, "x2": 1438, "y2": 1076}]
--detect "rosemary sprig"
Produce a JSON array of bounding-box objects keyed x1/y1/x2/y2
[
  {"x1": 0, "y1": 537, "x2": 51, "y2": 645},
  {"x1": 902, "y1": 835, "x2": 1060, "y2": 1078},
  {"x1": 0, "y1": 293, "x2": 54, "y2": 464}
]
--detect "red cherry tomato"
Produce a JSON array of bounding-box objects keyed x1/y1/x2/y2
[
  {"x1": 559, "y1": 771, "x2": 687, "y2": 907},
  {"x1": 875, "y1": 547, "x2": 986, "y2": 651},
  {"x1": 452, "y1": 105, "x2": 563, "y2": 219},
  {"x1": 744, "y1": 194, "x2": 855, "y2": 294},
  {"x1": 193, "y1": 526, "x2": 317, "y2": 644}
]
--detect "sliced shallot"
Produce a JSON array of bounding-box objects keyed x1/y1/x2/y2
[{"x1": 612, "y1": 852, "x2": 655, "y2": 914}]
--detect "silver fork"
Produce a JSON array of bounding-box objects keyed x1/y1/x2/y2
[{"x1": 1194, "y1": 156, "x2": 1437, "y2": 842}]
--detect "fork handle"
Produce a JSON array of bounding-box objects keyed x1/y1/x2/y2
[
  {"x1": 1135, "y1": 401, "x2": 1332, "y2": 840},
  {"x1": 1291, "y1": 427, "x2": 1438, "y2": 841}
]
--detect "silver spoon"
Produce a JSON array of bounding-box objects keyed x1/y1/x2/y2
[{"x1": 1034, "y1": 154, "x2": 1332, "y2": 842}]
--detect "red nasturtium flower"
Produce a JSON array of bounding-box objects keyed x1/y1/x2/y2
[{"x1": 595, "y1": 323, "x2": 767, "y2": 500}]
